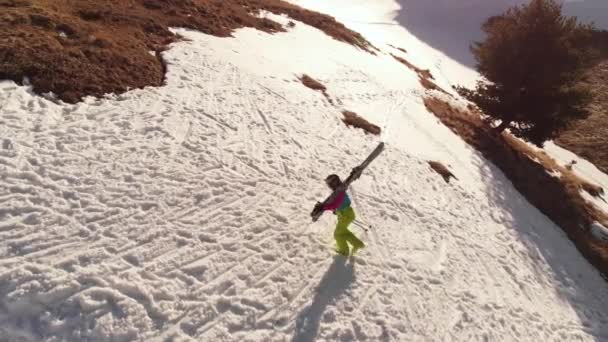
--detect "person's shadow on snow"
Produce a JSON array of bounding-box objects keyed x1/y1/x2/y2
[{"x1": 291, "y1": 256, "x2": 355, "y2": 342}]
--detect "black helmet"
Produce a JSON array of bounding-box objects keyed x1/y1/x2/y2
[{"x1": 325, "y1": 174, "x2": 341, "y2": 189}]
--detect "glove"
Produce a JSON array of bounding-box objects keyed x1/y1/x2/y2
[
  {"x1": 311, "y1": 202, "x2": 323, "y2": 217},
  {"x1": 350, "y1": 166, "x2": 363, "y2": 180}
]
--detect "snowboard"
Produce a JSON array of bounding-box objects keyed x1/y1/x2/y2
[{"x1": 310, "y1": 142, "x2": 385, "y2": 222}]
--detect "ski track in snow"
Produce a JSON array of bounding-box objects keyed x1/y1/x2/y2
[{"x1": 1, "y1": 7, "x2": 608, "y2": 342}]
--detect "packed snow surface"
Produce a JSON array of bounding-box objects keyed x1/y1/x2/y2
[{"x1": 1, "y1": 1, "x2": 608, "y2": 341}]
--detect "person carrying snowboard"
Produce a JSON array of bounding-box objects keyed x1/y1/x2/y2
[{"x1": 316, "y1": 174, "x2": 365, "y2": 256}]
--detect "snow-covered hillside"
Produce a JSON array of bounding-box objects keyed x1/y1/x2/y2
[{"x1": 1, "y1": 1, "x2": 608, "y2": 341}]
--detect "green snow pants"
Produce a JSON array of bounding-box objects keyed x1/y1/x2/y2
[{"x1": 334, "y1": 207, "x2": 364, "y2": 255}]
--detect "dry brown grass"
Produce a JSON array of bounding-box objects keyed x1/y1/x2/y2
[
  {"x1": 391, "y1": 54, "x2": 433, "y2": 80},
  {"x1": 428, "y1": 161, "x2": 457, "y2": 183},
  {"x1": 581, "y1": 180, "x2": 605, "y2": 198},
  {"x1": 299, "y1": 74, "x2": 334, "y2": 104},
  {"x1": 341, "y1": 110, "x2": 381, "y2": 135},
  {"x1": 300, "y1": 74, "x2": 326, "y2": 92},
  {"x1": 391, "y1": 54, "x2": 451, "y2": 95},
  {"x1": 502, "y1": 133, "x2": 605, "y2": 200},
  {"x1": 419, "y1": 76, "x2": 451, "y2": 96},
  {"x1": 556, "y1": 59, "x2": 608, "y2": 174},
  {"x1": 388, "y1": 44, "x2": 407, "y2": 54},
  {"x1": 424, "y1": 96, "x2": 608, "y2": 276},
  {"x1": 0, "y1": 0, "x2": 372, "y2": 103}
]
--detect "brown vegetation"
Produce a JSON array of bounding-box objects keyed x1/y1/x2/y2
[
  {"x1": 556, "y1": 58, "x2": 608, "y2": 174},
  {"x1": 580, "y1": 177, "x2": 605, "y2": 198},
  {"x1": 341, "y1": 110, "x2": 381, "y2": 135},
  {"x1": 388, "y1": 44, "x2": 407, "y2": 54},
  {"x1": 424, "y1": 96, "x2": 608, "y2": 276},
  {"x1": 391, "y1": 54, "x2": 450, "y2": 95},
  {"x1": 428, "y1": 161, "x2": 457, "y2": 183},
  {"x1": 419, "y1": 77, "x2": 451, "y2": 96},
  {"x1": 299, "y1": 78, "x2": 381, "y2": 135},
  {"x1": 391, "y1": 54, "x2": 433, "y2": 80},
  {"x1": 300, "y1": 74, "x2": 326, "y2": 92},
  {"x1": 0, "y1": 0, "x2": 372, "y2": 103},
  {"x1": 299, "y1": 74, "x2": 334, "y2": 104}
]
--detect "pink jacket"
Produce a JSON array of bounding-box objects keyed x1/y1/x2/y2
[{"x1": 323, "y1": 191, "x2": 351, "y2": 211}]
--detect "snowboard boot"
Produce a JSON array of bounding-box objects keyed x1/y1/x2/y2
[{"x1": 351, "y1": 242, "x2": 365, "y2": 256}]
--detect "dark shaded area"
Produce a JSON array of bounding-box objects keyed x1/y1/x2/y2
[
  {"x1": 396, "y1": 0, "x2": 608, "y2": 68},
  {"x1": 396, "y1": 0, "x2": 522, "y2": 67},
  {"x1": 299, "y1": 74, "x2": 334, "y2": 104},
  {"x1": 556, "y1": 57, "x2": 608, "y2": 175},
  {"x1": 424, "y1": 95, "x2": 608, "y2": 339},
  {"x1": 291, "y1": 256, "x2": 355, "y2": 342}
]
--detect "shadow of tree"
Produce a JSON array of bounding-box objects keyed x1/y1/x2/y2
[
  {"x1": 291, "y1": 256, "x2": 355, "y2": 342},
  {"x1": 424, "y1": 96, "x2": 608, "y2": 340},
  {"x1": 395, "y1": 0, "x2": 525, "y2": 67},
  {"x1": 476, "y1": 155, "x2": 608, "y2": 341},
  {"x1": 394, "y1": 0, "x2": 607, "y2": 68}
]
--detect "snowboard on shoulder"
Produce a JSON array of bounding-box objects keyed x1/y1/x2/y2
[{"x1": 310, "y1": 142, "x2": 385, "y2": 222}]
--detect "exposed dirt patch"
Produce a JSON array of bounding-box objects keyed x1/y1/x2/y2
[
  {"x1": 428, "y1": 161, "x2": 457, "y2": 183},
  {"x1": 300, "y1": 74, "x2": 326, "y2": 91},
  {"x1": 391, "y1": 54, "x2": 450, "y2": 95},
  {"x1": 419, "y1": 76, "x2": 451, "y2": 96},
  {"x1": 0, "y1": 0, "x2": 372, "y2": 103},
  {"x1": 341, "y1": 110, "x2": 381, "y2": 135},
  {"x1": 424, "y1": 96, "x2": 608, "y2": 276},
  {"x1": 556, "y1": 59, "x2": 608, "y2": 174},
  {"x1": 299, "y1": 78, "x2": 381, "y2": 135},
  {"x1": 299, "y1": 74, "x2": 333, "y2": 104},
  {"x1": 580, "y1": 177, "x2": 605, "y2": 198},
  {"x1": 391, "y1": 54, "x2": 433, "y2": 80},
  {"x1": 388, "y1": 44, "x2": 407, "y2": 54}
]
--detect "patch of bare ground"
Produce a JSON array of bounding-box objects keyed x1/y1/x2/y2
[
  {"x1": 341, "y1": 110, "x2": 381, "y2": 135},
  {"x1": 391, "y1": 54, "x2": 450, "y2": 95},
  {"x1": 424, "y1": 96, "x2": 608, "y2": 276},
  {"x1": 298, "y1": 77, "x2": 380, "y2": 135},
  {"x1": 0, "y1": 0, "x2": 372, "y2": 103},
  {"x1": 419, "y1": 77, "x2": 451, "y2": 95},
  {"x1": 388, "y1": 44, "x2": 407, "y2": 54},
  {"x1": 299, "y1": 74, "x2": 333, "y2": 104},
  {"x1": 556, "y1": 59, "x2": 608, "y2": 174},
  {"x1": 428, "y1": 161, "x2": 457, "y2": 183},
  {"x1": 391, "y1": 54, "x2": 433, "y2": 79},
  {"x1": 299, "y1": 74, "x2": 326, "y2": 91}
]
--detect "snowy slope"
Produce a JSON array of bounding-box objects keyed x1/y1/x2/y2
[
  {"x1": 285, "y1": 0, "x2": 479, "y2": 88},
  {"x1": 2, "y1": 2, "x2": 608, "y2": 342}
]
